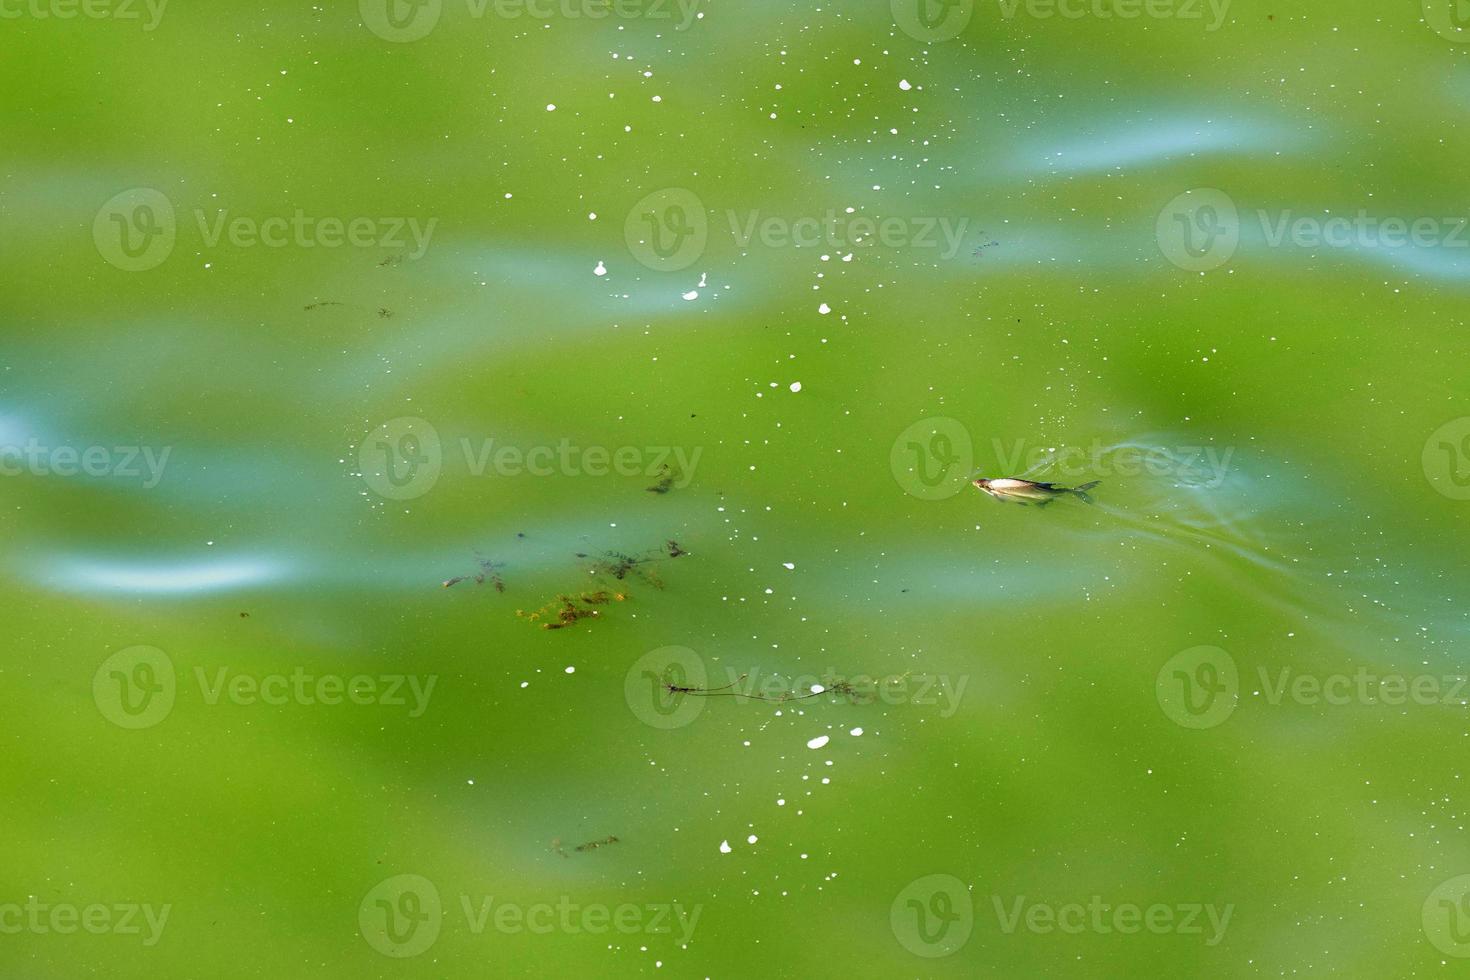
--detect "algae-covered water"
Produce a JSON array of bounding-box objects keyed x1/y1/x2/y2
[{"x1": 5, "y1": 0, "x2": 1470, "y2": 976}]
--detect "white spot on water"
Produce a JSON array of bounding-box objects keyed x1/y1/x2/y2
[
  {"x1": 594, "y1": 261, "x2": 607, "y2": 276},
  {"x1": 719, "y1": 840, "x2": 732, "y2": 854},
  {"x1": 899, "y1": 79, "x2": 912, "y2": 91},
  {"x1": 806, "y1": 735, "x2": 830, "y2": 750},
  {"x1": 789, "y1": 382, "x2": 802, "y2": 392},
  {"x1": 818, "y1": 303, "x2": 831, "y2": 315},
  {"x1": 850, "y1": 727, "x2": 864, "y2": 737}
]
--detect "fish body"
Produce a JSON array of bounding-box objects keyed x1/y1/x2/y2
[{"x1": 973, "y1": 477, "x2": 1100, "y2": 506}]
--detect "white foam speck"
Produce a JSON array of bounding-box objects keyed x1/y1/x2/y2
[
  {"x1": 810, "y1": 684, "x2": 825, "y2": 694},
  {"x1": 807, "y1": 735, "x2": 830, "y2": 750},
  {"x1": 818, "y1": 303, "x2": 831, "y2": 315},
  {"x1": 682, "y1": 290, "x2": 699, "y2": 301},
  {"x1": 719, "y1": 840, "x2": 732, "y2": 854},
  {"x1": 782, "y1": 562, "x2": 795, "y2": 569},
  {"x1": 789, "y1": 382, "x2": 802, "y2": 392},
  {"x1": 899, "y1": 79, "x2": 912, "y2": 91},
  {"x1": 546, "y1": 103, "x2": 556, "y2": 111},
  {"x1": 565, "y1": 666, "x2": 575, "y2": 674},
  {"x1": 747, "y1": 834, "x2": 758, "y2": 844},
  {"x1": 850, "y1": 727, "x2": 864, "y2": 737},
  {"x1": 594, "y1": 261, "x2": 607, "y2": 276}
]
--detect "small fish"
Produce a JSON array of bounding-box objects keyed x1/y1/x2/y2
[{"x1": 973, "y1": 477, "x2": 1100, "y2": 506}]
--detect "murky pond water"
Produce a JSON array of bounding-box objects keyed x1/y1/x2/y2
[{"x1": 4, "y1": 1, "x2": 1470, "y2": 976}]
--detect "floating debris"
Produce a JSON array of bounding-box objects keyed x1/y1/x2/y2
[
  {"x1": 442, "y1": 554, "x2": 506, "y2": 592},
  {"x1": 646, "y1": 465, "x2": 677, "y2": 494},
  {"x1": 972, "y1": 236, "x2": 1000, "y2": 258},
  {"x1": 515, "y1": 542, "x2": 685, "y2": 630},
  {"x1": 304, "y1": 299, "x2": 394, "y2": 319},
  {"x1": 664, "y1": 674, "x2": 870, "y2": 704},
  {"x1": 517, "y1": 590, "x2": 627, "y2": 630},
  {"x1": 552, "y1": 835, "x2": 620, "y2": 858}
]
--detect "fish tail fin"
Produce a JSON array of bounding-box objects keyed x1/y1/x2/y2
[{"x1": 1073, "y1": 480, "x2": 1101, "y2": 504}]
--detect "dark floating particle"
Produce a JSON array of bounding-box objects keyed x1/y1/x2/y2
[
  {"x1": 645, "y1": 465, "x2": 677, "y2": 494},
  {"x1": 551, "y1": 835, "x2": 620, "y2": 858}
]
